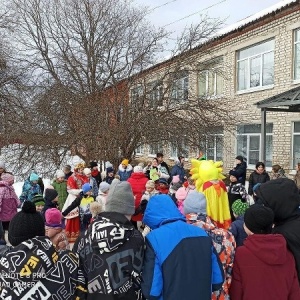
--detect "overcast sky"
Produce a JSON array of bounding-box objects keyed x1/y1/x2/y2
[{"x1": 136, "y1": 0, "x2": 286, "y2": 37}]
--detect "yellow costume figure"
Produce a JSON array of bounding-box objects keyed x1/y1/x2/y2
[{"x1": 190, "y1": 159, "x2": 231, "y2": 229}]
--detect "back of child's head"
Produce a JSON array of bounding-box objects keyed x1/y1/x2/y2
[
  {"x1": 90, "y1": 201, "x2": 102, "y2": 218},
  {"x1": 244, "y1": 204, "x2": 274, "y2": 234},
  {"x1": 232, "y1": 199, "x2": 249, "y2": 217},
  {"x1": 146, "y1": 180, "x2": 155, "y2": 189},
  {"x1": 45, "y1": 208, "x2": 62, "y2": 226}
]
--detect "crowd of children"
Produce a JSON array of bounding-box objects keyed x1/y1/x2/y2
[{"x1": 0, "y1": 156, "x2": 299, "y2": 299}]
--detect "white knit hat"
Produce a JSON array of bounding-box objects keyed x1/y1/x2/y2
[{"x1": 56, "y1": 170, "x2": 65, "y2": 178}]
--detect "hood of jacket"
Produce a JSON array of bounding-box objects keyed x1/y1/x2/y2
[
  {"x1": 243, "y1": 234, "x2": 288, "y2": 265},
  {"x1": 143, "y1": 194, "x2": 185, "y2": 230},
  {"x1": 256, "y1": 178, "x2": 300, "y2": 223},
  {"x1": 129, "y1": 172, "x2": 147, "y2": 180},
  {"x1": 88, "y1": 212, "x2": 134, "y2": 254},
  {"x1": 118, "y1": 164, "x2": 133, "y2": 172}
]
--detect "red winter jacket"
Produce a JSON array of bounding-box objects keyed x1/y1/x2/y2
[
  {"x1": 230, "y1": 234, "x2": 300, "y2": 300},
  {"x1": 127, "y1": 172, "x2": 148, "y2": 221}
]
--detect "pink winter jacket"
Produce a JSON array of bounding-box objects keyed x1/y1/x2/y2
[{"x1": 0, "y1": 179, "x2": 20, "y2": 222}]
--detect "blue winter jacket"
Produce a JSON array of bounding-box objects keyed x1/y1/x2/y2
[
  {"x1": 229, "y1": 215, "x2": 248, "y2": 247},
  {"x1": 170, "y1": 163, "x2": 185, "y2": 183},
  {"x1": 141, "y1": 194, "x2": 224, "y2": 300},
  {"x1": 19, "y1": 179, "x2": 42, "y2": 203}
]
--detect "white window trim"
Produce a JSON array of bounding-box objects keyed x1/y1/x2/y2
[
  {"x1": 237, "y1": 41, "x2": 274, "y2": 92},
  {"x1": 204, "y1": 134, "x2": 224, "y2": 161},
  {"x1": 291, "y1": 121, "x2": 300, "y2": 169},
  {"x1": 198, "y1": 69, "x2": 224, "y2": 98},
  {"x1": 293, "y1": 28, "x2": 300, "y2": 81},
  {"x1": 171, "y1": 74, "x2": 189, "y2": 103},
  {"x1": 237, "y1": 128, "x2": 273, "y2": 169}
]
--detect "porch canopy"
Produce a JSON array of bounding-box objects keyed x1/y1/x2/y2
[{"x1": 255, "y1": 85, "x2": 300, "y2": 163}]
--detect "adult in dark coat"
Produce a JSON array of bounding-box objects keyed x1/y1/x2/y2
[
  {"x1": 248, "y1": 162, "x2": 270, "y2": 196},
  {"x1": 256, "y1": 178, "x2": 300, "y2": 284},
  {"x1": 230, "y1": 156, "x2": 247, "y2": 185},
  {"x1": 89, "y1": 161, "x2": 102, "y2": 186}
]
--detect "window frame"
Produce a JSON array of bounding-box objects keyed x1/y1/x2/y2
[
  {"x1": 170, "y1": 71, "x2": 189, "y2": 104},
  {"x1": 293, "y1": 28, "x2": 300, "y2": 81},
  {"x1": 236, "y1": 39, "x2": 275, "y2": 92},
  {"x1": 198, "y1": 58, "x2": 224, "y2": 98},
  {"x1": 147, "y1": 80, "x2": 164, "y2": 108},
  {"x1": 236, "y1": 124, "x2": 273, "y2": 168},
  {"x1": 292, "y1": 122, "x2": 300, "y2": 168}
]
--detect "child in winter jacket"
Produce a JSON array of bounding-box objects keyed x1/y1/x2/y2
[
  {"x1": 89, "y1": 201, "x2": 102, "y2": 223},
  {"x1": 52, "y1": 170, "x2": 68, "y2": 210},
  {"x1": 230, "y1": 204, "x2": 300, "y2": 300},
  {"x1": 228, "y1": 199, "x2": 249, "y2": 247},
  {"x1": 62, "y1": 183, "x2": 94, "y2": 231},
  {"x1": 45, "y1": 208, "x2": 69, "y2": 251},
  {"x1": 96, "y1": 181, "x2": 110, "y2": 210}
]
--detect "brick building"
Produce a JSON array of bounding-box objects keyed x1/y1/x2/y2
[{"x1": 133, "y1": 0, "x2": 300, "y2": 174}]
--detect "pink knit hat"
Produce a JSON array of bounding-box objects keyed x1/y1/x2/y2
[
  {"x1": 175, "y1": 187, "x2": 188, "y2": 201},
  {"x1": 45, "y1": 208, "x2": 62, "y2": 226}
]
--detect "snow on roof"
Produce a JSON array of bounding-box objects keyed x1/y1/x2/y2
[{"x1": 217, "y1": 0, "x2": 298, "y2": 37}]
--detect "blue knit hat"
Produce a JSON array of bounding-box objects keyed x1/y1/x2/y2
[
  {"x1": 183, "y1": 191, "x2": 207, "y2": 215},
  {"x1": 82, "y1": 183, "x2": 92, "y2": 194},
  {"x1": 30, "y1": 173, "x2": 39, "y2": 182}
]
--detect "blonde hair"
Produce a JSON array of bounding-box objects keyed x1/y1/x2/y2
[
  {"x1": 90, "y1": 202, "x2": 102, "y2": 218},
  {"x1": 146, "y1": 180, "x2": 155, "y2": 189}
]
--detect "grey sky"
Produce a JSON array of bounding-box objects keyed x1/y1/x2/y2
[{"x1": 136, "y1": 0, "x2": 284, "y2": 36}]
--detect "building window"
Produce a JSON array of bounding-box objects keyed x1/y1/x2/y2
[
  {"x1": 135, "y1": 144, "x2": 144, "y2": 156},
  {"x1": 148, "y1": 81, "x2": 163, "y2": 108},
  {"x1": 170, "y1": 141, "x2": 189, "y2": 159},
  {"x1": 149, "y1": 142, "x2": 163, "y2": 156},
  {"x1": 198, "y1": 58, "x2": 223, "y2": 97},
  {"x1": 237, "y1": 124, "x2": 273, "y2": 167},
  {"x1": 294, "y1": 29, "x2": 300, "y2": 80},
  {"x1": 199, "y1": 129, "x2": 224, "y2": 161},
  {"x1": 130, "y1": 86, "x2": 143, "y2": 110},
  {"x1": 237, "y1": 39, "x2": 274, "y2": 91},
  {"x1": 292, "y1": 122, "x2": 300, "y2": 167},
  {"x1": 170, "y1": 71, "x2": 189, "y2": 104}
]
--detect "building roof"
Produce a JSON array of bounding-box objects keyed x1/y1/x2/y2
[
  {"x1": 255, "y1": 85, "x2": 300, "y2": 111},
  {"x1": 216, "y1": 0, "x2": 298, "y2": 39}
]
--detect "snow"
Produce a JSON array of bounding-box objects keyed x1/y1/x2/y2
[{"x1": 216, "y1": 0, "x2": 297, "y2": 37}]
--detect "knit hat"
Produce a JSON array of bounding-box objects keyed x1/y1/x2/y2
[
  {"x1": 183, "y1": 191, "x2": 207, "y2": 215},
  {"x1": 106, "y1": 181, "x2": 135, "y2": 215},
  {"x1": 106, "y1": 167, "x2": 114, "y2": 174},
  {"x1": 32, "y1": 194, "x2": 45, "y2": 206},
  {"x1": 90, "y1": 161, "x2": 98, "y2": 168},
  {"x1": 145, "y1": 180, "x2": 155, "y2": 189},
  {"x1": 121, "y1": 159, "x2": 129, "y2": 166},
  {"x1": 0, "y1": 173, "x2": 14, "y2": 185},
  {"x1": 172, "y1": 175, "x2": 180, "y2": 184},
  {"x1": 158, "y1": 178, "x2": 168, "y2": 186},
  {"x1": 232, "y1": 199, "x2": 249, "y2": 216},
  {"x1": 133, "y1": 165, "x2": 143, "y2": 173},
  {"x1": 55, "y1": 170, "x2": 65, "y2": 178},
  {"x1": 229, "y1": 170, "x2": 238, "y2": 178},
  {"x1": 82, "y1": 183, "x2": 92, "y2": 194},
  {"x1": 99, "y1": 181, "x2": 110, "y2": 193},
  {"x1": 30, "y1": 172, "x2": 39, "y2": 182},
  {"x1": 235, "y1": 156, "x2": 244, "y2": 162},
  {"x1": 244, "y1": 204, "x2": 274, "y2": 234},
  {"x1": 8, "y1": 201, "x2": 45, "y2": 246},
  {"x1": 83, "y1": 168, "x2": 91, "y2": 175},
  {"x1": 175, "y1": 187, "x2": 188, "y2": 201},
  {"x1": 44, "y1": 188, "x2": 58, "y2": 203},
  {"x1": 0, "y1": 161, "x2": 5, "y2": 169},
  {"x1": 45, "y1": 208, "x2": 62, "y2": 226}
]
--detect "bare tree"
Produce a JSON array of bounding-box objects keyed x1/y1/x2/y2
[{"x1": 1, "y1": 0, "x2": 233, "y2": 177}]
